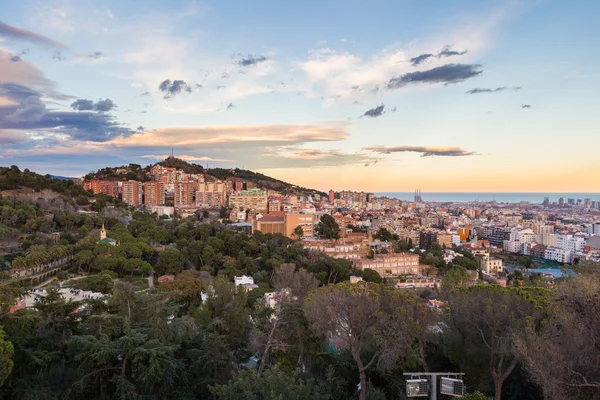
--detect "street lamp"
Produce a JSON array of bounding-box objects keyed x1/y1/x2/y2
[
  {"x1": 404, "y1": 373, "x2": 465, "y2": 400},
  {"x1": 406, "y1": 379, "x2": 429, "y2": 397},
  {"x1": 440, "y1": 377, "x2": 465, "y2": 397}
]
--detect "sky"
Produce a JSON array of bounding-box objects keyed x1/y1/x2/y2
[{"x1": 0, "y1": 0, "x2": 598, "y2": 192}]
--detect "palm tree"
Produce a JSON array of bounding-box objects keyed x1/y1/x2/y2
[
  {"x1": 26, "y1": 245, "x2": 49, "y2": 272},
  {"x1": 11, "y1": 256, "x2": 28, "y2": 273}
]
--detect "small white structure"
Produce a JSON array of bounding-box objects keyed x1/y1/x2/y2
[{"x1": 234, "y1": 275, "x2": 258, "y2": 291}]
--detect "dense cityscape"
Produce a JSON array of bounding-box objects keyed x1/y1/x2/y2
[
  {"x1": 1, "y1": 0, "x2": 599, "y2": 399},
  {"x1": 0, "y1": 160, "x2": 598, "y2": 400}
]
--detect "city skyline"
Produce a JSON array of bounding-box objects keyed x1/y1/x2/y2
[{"x1": 1, "y1": 0, "x2": 599, "y2": 191}]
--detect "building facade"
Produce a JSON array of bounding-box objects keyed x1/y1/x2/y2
[
  {"x1": 144, "y1": 181, "x2": 165, "y2": 205},
  {"x1": 354, "y1": 253, "x2": 421, "y2": 277},
  {"x1": 122, "y1": 180, "x2": 142, "y2": 205}
]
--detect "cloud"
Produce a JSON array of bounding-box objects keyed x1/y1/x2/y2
[
  {"x1": 0, "y1": 48, "x2": 69, "y2": 100},
  {"x1": 438, "y1": 46, "x2": 468, "y2": 58},
  {"x1": 95, "y1": 99, "x2": 116, "y2": 112},
  {"x1": 139, "y1": 91, "x2": 151, "y2": 97},
  {"x1": 364, "y1": 145, "x2": 477, "y2": 157},
  {"x1": 410, "y1": 53, "x2": 434, "y2": 66},
  {"x1": 264, "y1": 146, "x2": 378, "y2": 168},
  {"x1": 89, "y1": 51, "x2": 103, "y2": 59},
  {"x1": 137, "y1": 126, "x2": 145, "y2": 131},
  {"x1": 466, "y1": 86, "x2": 521, "y2": 94},
  {"x1": 0, "y1": 82, "x2": 130, "y2": 142},
  {"x1": 237, "y1": 54, "x2": 268, "y2": 67},
  {"x1": 9, "y1": 55, "x2": 22, "y2": 62},
  {"x1": 0, "y1": 21, "x2": 66, "y2": 48},
  {"x1": 387, "y1": 64, "x2": 483, "y2": 89},
  {"x1": 103, "y1": 123, "x2": 350, "y2": 148},
  {"x1": 226, "y1": 102, "x2": 236, "y2": 111},
  {"x1": 361, "y1": 105, "x2": 385, "y2": 118},
  {"x1": 70, "y1": 98, "x2": 117, "y2": 112},
  {"x1": 158, "y1": 79, "x2": 192, "y2": 98},
  {"x1": 521, "y1": 104, "x2": 531, "y2": 108},
  {"x1": 70, "y1": 99, "x2": 94, "y2": 111},
  {"x1": 139, "y1": 154, "x2": 231, "y2": 162}
]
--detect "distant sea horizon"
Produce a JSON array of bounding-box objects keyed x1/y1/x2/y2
[{"x1": 373, "y1": 192, "x2": 600, "y2": 204}]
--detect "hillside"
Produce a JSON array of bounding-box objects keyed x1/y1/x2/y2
[
  {"x1": 85, "y1": 158, "x2": 324, "y2": 197},
  {"x1": 0, "y1": 166, "x2": 88, "y2": 198},
  {"x1": 208, "y1": 167, "x2": 326, "y2": 197},
  {"x1": 84, "y1": 164, "x2": 151, "y2": 182},
  {"x1": 158, "y1": 156, "x2": 205, "y2": 174}
]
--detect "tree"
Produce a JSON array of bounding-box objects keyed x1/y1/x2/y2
[
  {"x1": 211, "y1": 366, "x2": 325, "y2": 400},
  {"x1": 256, "y1": 264, "x2": 320, "y2": 376},
  {"x1": 517, "y1": 256, "x2": 532, "y2": 269},
  {"x1": 10, "y1": 256, "x2": 27, "y2": 272},
  {"x1": 373, "y1": 228, "x2": 398, "y2": 242},
  {"x1": 0, "y1": 326, "x2": 14, "y2": 387},
  {"x1": 516, "y1": 276, "x2": 600, "y2": 400},
  {"x1": 447, "y1": 285, "x2": 548, "y2": 400},
  {"x1": 69, "y1": 325, "x2": 178, "y2": 399},
  {"x1": 360, "y1": 268, "x2": 382, "y2": 284},
  {"x1": 293, "y1": 225, "x2": 304, "y2": 239},
  {"x1": 74, "y1": 250, "x2": 93, "y2": 272},
  {"x1": 462, "y1": 392, "x2": 493, "y2": 400},
  {"x1": 155, "y1": 247, "x2": 185, "y2": 276},
  {"x1": 315, "y1": 214, "x2": 340, "y2": 239},
  {"x1": 305, "y1": 282, "x2": 429, "y2": 400},
  {"x1": 158, "y1": 270, "x2": 206, "y2": 312},
  {"x1": 441, "y1": 267, "x2": 473, "y2": 295}
]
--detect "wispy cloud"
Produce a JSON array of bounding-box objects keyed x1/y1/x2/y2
[
  {"x1": 104, "y1": 123, "x2": 350, "y2": 148},
  {"x1": 409, "y1": 53, "x2": 434, "y2": 66},
  {"x1": 361, "y1": 105, "x2": 385, "y2": 118},
  {"x1": 264, "y1": 146, "x2": 378, "y2": 168},
  {"x1": 387, "y1": 64, "x2": 483, "y2": 89},
  {"x1": 364, "y1": 145, "x2": 477, "y2": 157},
  {"x1": 0, "y1": 20, "x2": 67, "y2": 48},
  {"x1": 438, "y1": 46, "x2": 468, "y2": 58},
  {"x1": 466, "y1": 86, "x2": 520, "y2": 94},
  {"x1": 236, "y1": 54, "x2": 268, "y2": 67}
]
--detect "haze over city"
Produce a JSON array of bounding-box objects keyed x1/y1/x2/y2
[{"x1": 0, "y1": 0, "x2": 598, "y2": 191}]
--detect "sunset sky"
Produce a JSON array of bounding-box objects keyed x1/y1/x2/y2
[{"x1": 0, "y1": 0, "x2": 598, "y2": 192}]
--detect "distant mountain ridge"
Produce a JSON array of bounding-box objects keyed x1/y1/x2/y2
[{"x1": 49, "y1": 175, "x2": 77, "y2": 181}]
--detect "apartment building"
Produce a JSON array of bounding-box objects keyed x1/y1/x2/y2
[
  {"x1": 174, "y1": 181, "x2": 194, "y2": 207},
  {"x1": 420, "y1": 230, "x2": 453, "y2": 248},
  {"x1": 122, "y1": 180, "x2": 142, "y2": 205},
  {"x1": 354, "y1": 253, "x2": 421, "y2": 277},
  {"x1": 196, "y1": 180, "x2": 227, "y2": 207},
  {"x1": 544, "y1": 247, "x2": 572, "y2": 264},
  {"x1": 229, "y1": 188, "x2": 268, "y2": 211},
  {"x1": 143, "y1": 181, "x2": 165, "y2": 205},
  {"x1": 83, "y1": 180, "x2": 118, "y2": 197}
]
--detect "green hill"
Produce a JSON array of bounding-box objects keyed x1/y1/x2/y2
[
  {"x1": 0, "y1": 165, "x2": 88, "y2": 198},
  {"x1": 208, "y1": 167, "x2": 325, "y2": 197}
]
